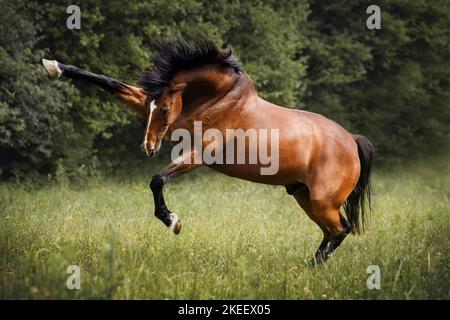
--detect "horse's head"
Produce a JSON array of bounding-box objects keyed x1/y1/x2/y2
[
  {"x1": 141, "y1": 82, "x2": 186, "y2": 156},
  {"x1": 139, "y1": 35, "x2": 244, "y2": 156}
]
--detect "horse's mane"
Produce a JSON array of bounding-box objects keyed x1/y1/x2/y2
[{"x1": 139, "y1": 35, "x2": 243, "y2": 98}]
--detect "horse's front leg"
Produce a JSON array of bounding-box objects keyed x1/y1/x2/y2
[{"x1": 149, "y1": 151, "x2": 201, "y2": 234}]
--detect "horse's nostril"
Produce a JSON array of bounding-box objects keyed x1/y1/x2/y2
[{"x1": 148, "y1": 149, "x2": 155, "y2": 156}]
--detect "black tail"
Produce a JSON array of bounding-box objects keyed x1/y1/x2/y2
[{"x1": 344, "y1": 135, "x2": 374, "y2": 234}]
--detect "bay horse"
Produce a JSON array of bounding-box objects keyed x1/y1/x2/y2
[{"x1": 42, "y1": 36, "x2": 374, "y2": 264}]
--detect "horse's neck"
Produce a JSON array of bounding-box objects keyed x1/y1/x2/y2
[
  {"x1": 179, "y1": 68, "x2": 239, "y2": 108},
  {"x1": 174, "y1": 69, "x2": 257, "y2": 127}
]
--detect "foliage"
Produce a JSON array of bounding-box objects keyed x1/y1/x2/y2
[
  {"x1": 0, "y1": 1, "x2": 79, "y2": 178},
  {"x1": 0, "y1": 0, "x2": 449, "y2": 178},
  {"x1": 304, "y1": 0, "x2": 450, "y2": 160}
]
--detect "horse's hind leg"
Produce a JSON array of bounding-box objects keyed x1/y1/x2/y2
[
  {"x1": 309, "y1": 200, "x2": 351, "y2": 264},
  {"x1": 292, "y1": 189, "x2": 330, "y2": 264},
  {"x1": 292, "y1": 187, "x2": 350, "y2": 265}
]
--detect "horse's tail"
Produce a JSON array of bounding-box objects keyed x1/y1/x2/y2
[{"x1": 344, "y1": 135, "x2": 374, "y2": 234}]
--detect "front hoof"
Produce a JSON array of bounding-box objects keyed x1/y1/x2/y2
[
  {"x1": 169, "y1": 213, "x2": 182, "y2": 235},
  {"x1": 42, "y1": 59, "x2": 63, "y2": 78}
]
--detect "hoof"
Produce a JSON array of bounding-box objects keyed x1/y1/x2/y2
[
  {"x1": 42, "y1": 59, "x2": 63, "y2": 78},
  {"x1": 307, "y1": 258, "x2": 320, "y2": 268},
  {"x1": 169, "y1": 213, "x2": 182, "y2": 235},
  {"x1": 308, "y1": 253, "x2": 330, "y2": 267}
]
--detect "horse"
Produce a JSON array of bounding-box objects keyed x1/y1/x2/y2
[{"x1": 42, "y1": 35, "x2": 374, "y2": 264}]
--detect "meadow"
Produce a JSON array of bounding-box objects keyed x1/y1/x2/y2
[{"x1": 0, "y1": 157, "x2": 448, "y2": 299}]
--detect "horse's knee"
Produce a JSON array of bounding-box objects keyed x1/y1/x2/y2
[{"x1": 149, "y1": 174, "x2": 164, "y2": 191}]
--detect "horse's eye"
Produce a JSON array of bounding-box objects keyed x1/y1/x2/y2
[{"x1": 160, "y1": 108, "x2": 169, "y2": 116}]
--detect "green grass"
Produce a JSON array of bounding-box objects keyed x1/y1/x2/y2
[{"x1": 0, "y1": 157, "x2": 449, "y2": 299}]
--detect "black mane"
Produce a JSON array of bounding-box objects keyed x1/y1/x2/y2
[{"x1": 139, "y1": 35, "x2": 243, "y2": 98}]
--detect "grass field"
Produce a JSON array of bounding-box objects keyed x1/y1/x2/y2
[{"x1": 0, "y1": 157, "x2": 448, "y2": 299}]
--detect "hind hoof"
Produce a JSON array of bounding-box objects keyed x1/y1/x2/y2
[
  {"x1": 307, "y1": 258, "x2": 320, "y2": 267},
  {"x1": 169, "y1": 213, "x2": 181, "y2": 235},
  {"x1": 308, "y1": 252, "x2": 331, "y2": 267}
]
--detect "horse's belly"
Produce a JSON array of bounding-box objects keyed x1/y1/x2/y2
[{"x1": 208, "y1": 163, "x2": 301, "y2": 185}]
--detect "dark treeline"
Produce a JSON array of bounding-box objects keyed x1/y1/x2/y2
[{"x1": 0, "y1": 0, "x2": 449, "y2": 179}]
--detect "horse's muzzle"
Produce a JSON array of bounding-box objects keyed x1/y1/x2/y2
[
  {"x1": 140, "y1": 143, "x2": 158, "y2": 157},
  {"x1": 140, "y1": 142, "x2": 154, "y2": 157}
]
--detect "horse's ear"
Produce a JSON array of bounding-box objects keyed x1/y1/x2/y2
[
  {"x1": 169, "y1": 82, "x2": 187, "y2": 93},
  {"x1": 219, "y1": 48, "x2": 232, "y2": 60}
]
